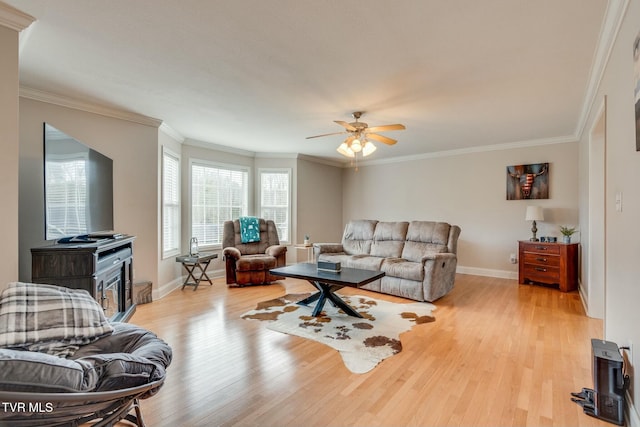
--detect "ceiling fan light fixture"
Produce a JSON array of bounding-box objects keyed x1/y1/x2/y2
[
  {"x1": 351, "y1": 138, "x2": 362, "y2": 153},
  {"x1": 362, "y1": 141, "x2": 377, "y2": 157},
  {"x1": 337, "y1": 142, "x2": 355, "y2": 158}
]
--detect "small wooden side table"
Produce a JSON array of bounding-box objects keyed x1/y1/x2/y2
[
  {"x1": 176, "y1": 252, "x2": 218, "y2": 290},
  {"x1": 295, "y1": 244, "x2": 314, "y2": 263}
]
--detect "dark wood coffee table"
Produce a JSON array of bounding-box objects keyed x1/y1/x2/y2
[{"x1": 269, "y1": 263, "x2": 385, "y2": 318}]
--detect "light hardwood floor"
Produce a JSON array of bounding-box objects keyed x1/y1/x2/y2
[{"x1": 128, "y1": 273, "x2": 611, "y2": 427}]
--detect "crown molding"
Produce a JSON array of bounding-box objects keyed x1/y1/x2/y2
[
  {"x1": 0, "y1": 1, "x2": 35, "y2": 32},
  {"x1": 574, "y1": 0, "x2": 630, "y2": 140},
  {"x1": 352, "y1": 134, "x2": 578, "y2": 168},
  {"x1": 255, "y1": 152, "x2": 298, "y2": 159},
  {"x1": 296, "y1": 153, "x2": 344, "y2": 168},
  {"x1": 183, "y1": 138, "x2": 256, "y2": 157},
  {"x1": 19, "y1": 86, "x2": 162, "y2": 127},
  {"x1": 159, "y1": 122, "x2": 185, "y2": 143}
]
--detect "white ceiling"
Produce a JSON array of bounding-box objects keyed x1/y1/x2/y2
[{"x1": 7, "y1": 0, "x2": 610, "y2": 164}]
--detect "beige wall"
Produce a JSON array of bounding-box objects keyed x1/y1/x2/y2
[
  {"x1": 0, "y1": 25, "x2": 19, "y2": 291},
  {"x1": 18, "y1": 98, "x2": 160, "y2": 290},
  {"x1": 579, "y1": 0, "x2": 640, "y2": 414},
  {"x1": 156, "y1": 128, "x2": 184, "y2": 297},
  {"x1": 342, "y1": 142, "x2": 580, "y2": 277},
  {"x1": 296, "y1": 157, "x2": 343, "y2": 259}
]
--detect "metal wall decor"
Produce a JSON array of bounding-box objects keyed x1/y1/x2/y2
[{"x1": 506, "y1": 163, "x2": 549, "y2": 200}]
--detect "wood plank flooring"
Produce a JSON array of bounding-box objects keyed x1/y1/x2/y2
[{"x1": 126, "y1": 273, "x2": 610, "y2": 427}]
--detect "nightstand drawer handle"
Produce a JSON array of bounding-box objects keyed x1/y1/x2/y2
[
  {"x1": 536, "y1": 257, "x2": 548, "y2": 262},
  {"x1": 534, "y1": 246, "x2": 548, "y2": 250},
  {"x1": 534, "y1": 267, "x2": 547, "y2": 272}
]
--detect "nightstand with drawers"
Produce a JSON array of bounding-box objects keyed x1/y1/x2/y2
[{"x1": 518, "y1": 241, "x2": 579, "y2": 292}]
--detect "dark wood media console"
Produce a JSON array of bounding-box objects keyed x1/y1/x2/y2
[{"x1": 31, "y1": 236, "x2": 136, "y2": 322}]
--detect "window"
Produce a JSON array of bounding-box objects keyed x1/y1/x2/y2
[
  {"x1": 191, "y1": 161, "x2": 249, "y2": 247},
  {"x1": 260, "y1": 169, "x2": 291, "y2": 242},
  {"x1": 162, "y1": 148, "x2": 180, "y2": 258}
]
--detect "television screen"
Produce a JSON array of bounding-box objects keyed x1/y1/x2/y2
[{"x1": 43, "y1": 123, "x2": 114, "y2": 241}]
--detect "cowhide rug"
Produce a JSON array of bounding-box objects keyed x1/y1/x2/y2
[{"x1": 241, "y1": 293, "x2": 435, "y2": 374}]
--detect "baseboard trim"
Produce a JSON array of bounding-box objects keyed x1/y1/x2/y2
[
  {"x1": 627, "y1": 392, "x2": 640, "y2": 427},
  {"x1": 456, "y1": 266, "x2": 518, "y2": 280},
  {"x1": 153, "y1": 269, "x2": 225, "y2": 300},
  {"x1": 152, "y1": 278, "x2": 182, "y2": 301}
]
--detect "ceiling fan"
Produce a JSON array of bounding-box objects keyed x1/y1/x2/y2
[{"x1": 306, "y1": 111, "x2": 406, "y2": 159}]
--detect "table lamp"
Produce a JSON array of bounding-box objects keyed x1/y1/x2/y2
[{"x1": 525, "y1": 206, "x2": 544, "y2": 241}]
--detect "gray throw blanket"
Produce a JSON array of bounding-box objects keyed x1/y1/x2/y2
[{"x1": 0, "y1": 282, "x2": 114, "y2": 357}]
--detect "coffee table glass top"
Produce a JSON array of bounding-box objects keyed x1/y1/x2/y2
[{"x1": 270, "y1": 262, "x2": 384, "y2": 287}]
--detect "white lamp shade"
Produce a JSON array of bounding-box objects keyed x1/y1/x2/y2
[
  {"x1": 337, "y1": 142, "x2": 355, "y2": 158},
  {"x1": 362, "y1": 141, "x2": 377, "y2": 157},
  {"x1": 351, "y1": 139, "x2": 362, "y2": 152},
  {"x1": 525, "y1": 206, "x2": 544, "y2": 221}
]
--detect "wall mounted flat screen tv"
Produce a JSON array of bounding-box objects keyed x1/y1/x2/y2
[{"x1": 43, "y1": 123, "x2": 114, "y2": 241}]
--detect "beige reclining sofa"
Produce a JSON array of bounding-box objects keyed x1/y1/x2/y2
[{"x1": 314, "y1": 220, "x2": 461, "y2": 302}]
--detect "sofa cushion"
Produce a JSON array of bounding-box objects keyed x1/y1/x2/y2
[
  {"x1": 373, "y1": 221, "x2": 409, "y2": 241},
  {"x1": 0, "y1": 348, "x2": 98, "y2": 392},
  {"x1": 342, "y1": 255, "x2": 384, "y2": 271},
  {"x1": 71, "y1": 323, "x2": 172, "y2": 392},
  {"x1": 370, "y1": 222, "x2": 408, "y2": 258},
  {"x1": 76, "y1": 353, "x2": 162, "y2": 391},
  {"x1": 342, "y1": 220, "x2": 377, "y2": 255},
  {"x1": 236, "y1": 254, "x2": 276, "y2": 271},
  {"x1": 406, "y1": 221, "x2": 451, "y2": 245},
  {"x1": 381, "y1": 258, "x2": 424, "y2": 282}
]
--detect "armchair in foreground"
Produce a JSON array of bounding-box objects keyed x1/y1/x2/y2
[{"x1": 0, "y1": 282, "x2": 172, "y2": 427}]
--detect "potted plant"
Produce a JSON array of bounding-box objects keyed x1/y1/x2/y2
[
  {"x1": 559, "y1": 226, "x2": 577, "y2": 243},
  {"x1": 304, "y1": 234, "x2": 310, "y2": 246}
]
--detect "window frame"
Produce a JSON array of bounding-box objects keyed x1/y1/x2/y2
[
  {"x1": 189, "y1": 159, "x2": 250, "y2": 250},
  {"x1": 161, "y1": 147, "x2": 181, "y2": 259},
  {"x1": 258, "y1": 168, "x2": 292, "y2": 244}
]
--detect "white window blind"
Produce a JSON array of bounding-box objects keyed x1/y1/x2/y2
[
  {"x1": 260, "y1": 170, "x2": 290, "y2": 242},
  {"x1": 45, "y1": 158, "x2": 87, "y2": 239},
  {"x1": 191, "y1": 162, "x2": 248, "y2": 246},
  {"x1": 162, "y1": 150, "x2": 180, "y2": 257}
]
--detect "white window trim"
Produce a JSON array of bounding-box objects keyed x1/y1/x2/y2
[
  {"x1": 189, "y1": 158, "x2": 251, "y2": 250},
  {"x1": 161, "y1": 147, "x2": 181, "y2": 259},
  {"x1": 258, "y1": 167, "x2": 292, "y2": 244}
]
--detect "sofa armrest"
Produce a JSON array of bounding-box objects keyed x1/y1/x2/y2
[
  {"x1": 313, "y1": 243, "x2": 344, "y2": 262},
  {"x1": 223, "y1": 247, "x2": 241, "y2": 260},
  {"x1": 420, "y1": 252, "x2": 456, "y2": 263},
  {"x1": 313, "y1": 243, "x2": 344, "y2": 254},
  {"x1": 421, "y1": 252, "x2": 458, "y2": 302},
  {"x1": 265, "y1": 245, "x2": 287, "y2": 258}
]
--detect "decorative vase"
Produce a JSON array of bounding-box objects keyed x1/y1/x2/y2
[{"x1": 563, "y1": 235, "x2": 571, "y2": 244}]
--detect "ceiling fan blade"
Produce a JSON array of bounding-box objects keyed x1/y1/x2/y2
[
  {"x1": 366, "y1": 124, "x2": 406, "y2": 133},
  {"x1": 306, "y1": 131, "x2": 348, "y2": 139},
  {"x1": 367, "y1": 133, "x2": 397, "y2": 145},
  {"x1": 334, "y1": 120, "x2": 357, "y2": 131}
]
